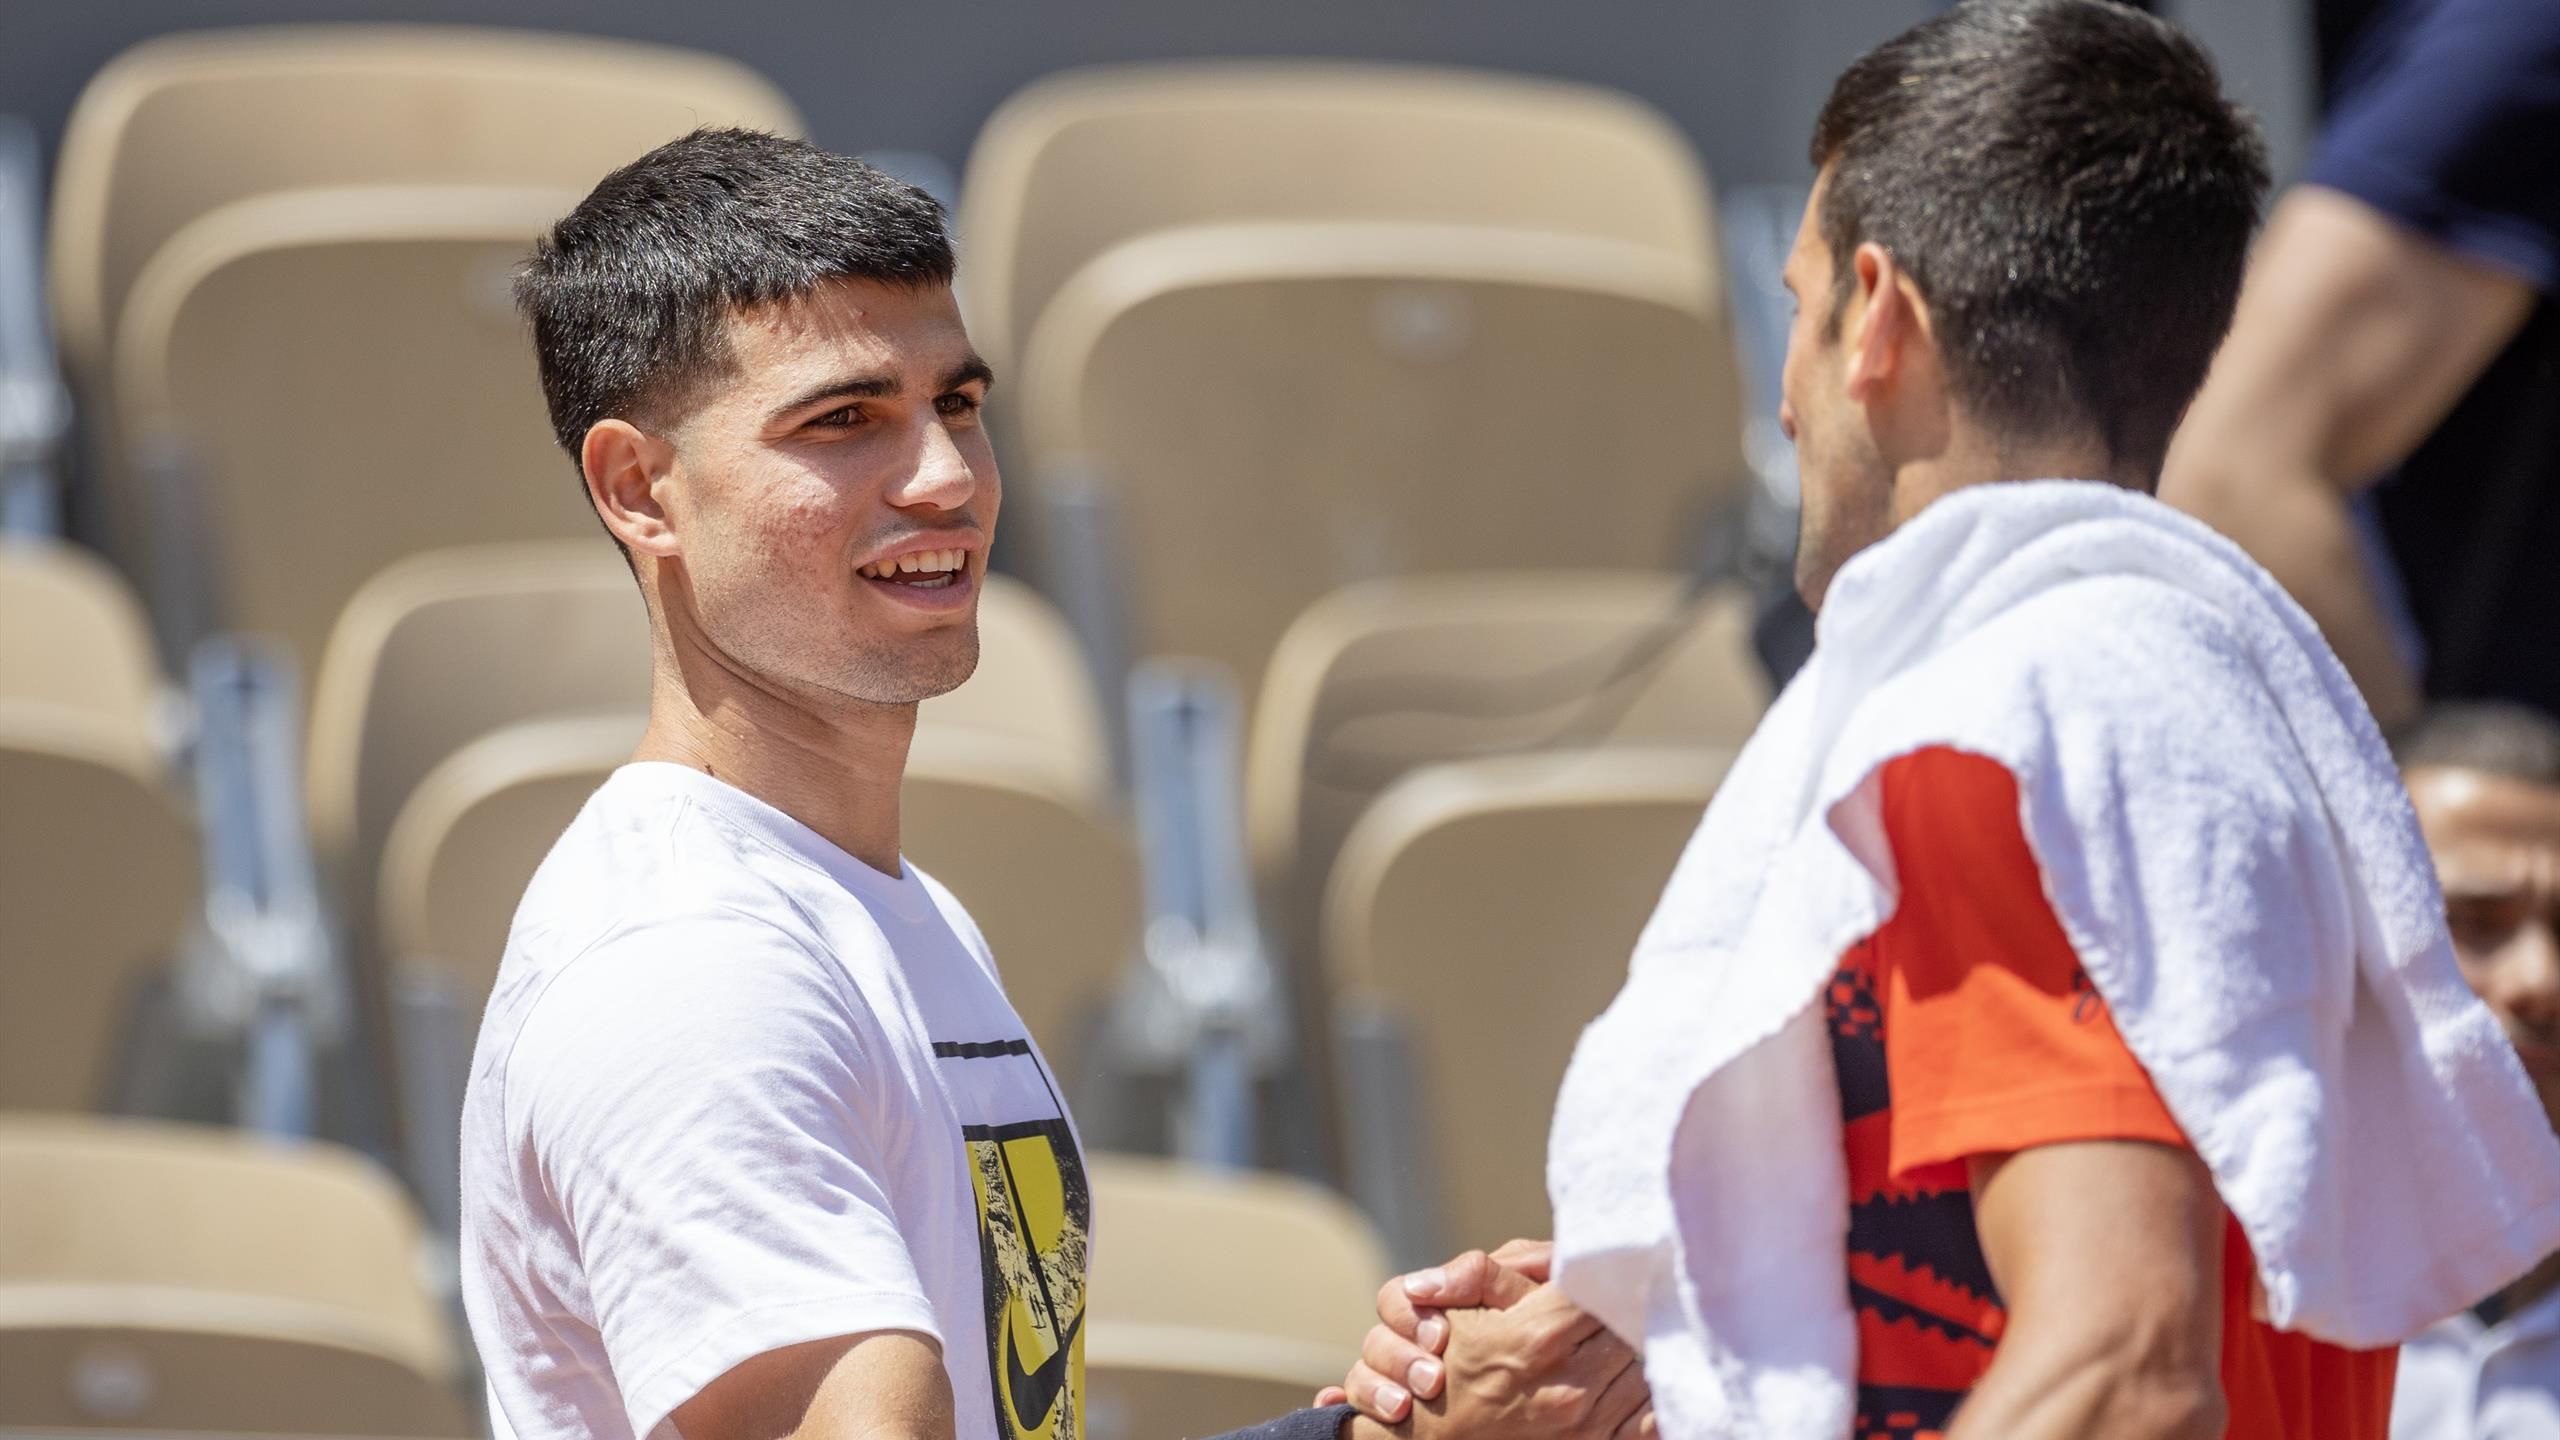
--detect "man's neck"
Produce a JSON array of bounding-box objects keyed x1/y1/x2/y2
[
  {"x1": 1886, "y1": 429, "x2": 2147, "y2": 525},
  {"x1": 632, "y1": 626, "x2": 916, "y2": 879}
]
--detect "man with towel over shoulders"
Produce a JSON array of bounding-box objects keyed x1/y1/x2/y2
[{"x1": 1323, "y1": 3, "x2": 2560, "y2": 1437}]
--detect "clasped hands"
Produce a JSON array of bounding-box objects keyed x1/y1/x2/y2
[{"x1": 1317, "y1": 1239, "x2": 1655, "y2": 1440}]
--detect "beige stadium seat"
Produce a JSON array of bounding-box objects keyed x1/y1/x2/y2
[
  {"x1": 376, "y1": 712, "x2": 645, "y2": 1017},
  {"x1": 378, "y1": 715, "x2": 1138, "y2": 1068},
  {"x1": 1324, "y1": 747, "x2": 1731, "y2": 1258},
  {"x1": 1246, "y1": 572, "x2": 1767, "y2": 961},
  {"x1": 0, "y1": 539, "x2": 167, "y2": 740},
  {"x1": 342, "y1": 550, "x2": 1129, "y2": 1213},
  {"x1": 1083, "y1": 1154, "x2": 1385, "y2": 1440},
  {"x1": 1017, "y1": 221, "x2": 1747, "y2": 707},
  {"x1": 339, "y1": 548, "x2": 1125, "y2": 1042},
  {"x1": 958, "y1": 61, "x2": 1719, "y2": 378},
  {"x1": 901, "y1": 728, "x2": 1137, "y2": 1058},
  {"x1": 311, "y1": 544, "x2": 1104, "y2": 924},
  {"x1": 0, "y1": 1116, "x2": 468, "y2": 1433},
  {"x1": 110, "y1": 184, "x2": 600, "y2": 689},
  {"x1": 48, "y1": 24, "x2": 801, "y2": 403},
  {"x1": 306, "y1": 541, "x2": 650, "y2": 928},
  {"x1": 0, "y1": 541, "x2": 197, "y2": 1111}
]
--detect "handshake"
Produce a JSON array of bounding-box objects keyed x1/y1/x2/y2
[{"x1": 1314, "y1": 1240, "x2": 1656, "y2": 1440}]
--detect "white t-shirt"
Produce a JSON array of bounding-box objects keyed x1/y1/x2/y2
[
  {"x1": 459, "y1": 762, "x2": 1090, "y2": 1440},
  {"x1": 2392, "y1": 1285, "x2": 2560, "y2": 1440}
]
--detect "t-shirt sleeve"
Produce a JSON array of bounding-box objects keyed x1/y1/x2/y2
[
  {"x1": 1869, "y1": 748, "x2": 2190, "y2": 1181},
  {"x1": 503, "y1": 911, "x2": 940, "y2": 1439},
  {"x1": 2306, "y1": 0, "x2": 2560, "y2": 294}
]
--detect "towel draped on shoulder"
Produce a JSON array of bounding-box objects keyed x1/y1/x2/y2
[{"x1": 1546, "y1": 479, "x2": 2560, "y2": 1440}]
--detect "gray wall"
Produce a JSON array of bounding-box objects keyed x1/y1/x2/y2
[{"x1": 0, "y1": 0, "x2": 2312, "y2": 210}]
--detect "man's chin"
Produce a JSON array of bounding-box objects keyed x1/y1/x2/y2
[{"x1": 850, "y1": 633, "x2": 981, "y2": 706}]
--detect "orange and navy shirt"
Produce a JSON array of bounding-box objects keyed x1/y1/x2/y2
[{"x1": 1831, "y1": 747, "x2": 2397, "y2": 1440}]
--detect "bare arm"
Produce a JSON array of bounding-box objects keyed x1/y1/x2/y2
[
  {"x1": 1947, "y1": 1141, "x2": 2225, "y2": 1440},
  {"x1": 671, "y1": 1329, "x2": 955, "y2": 1440},
  {"x1": 2162, "y1": 185, "x2": 2535, "y2": 733}
]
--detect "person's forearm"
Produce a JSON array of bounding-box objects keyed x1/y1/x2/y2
[
  {"x1": 2165, "y1": 459, "x2": 2419, "y2": 733},
  {"x1": 1946, "y1": 1343, "x2": 2224, "y2": 1440}
]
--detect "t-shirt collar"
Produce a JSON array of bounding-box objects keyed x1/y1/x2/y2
[{"x1": 614, "y1": 760, "x2": 932, "y2": 921}]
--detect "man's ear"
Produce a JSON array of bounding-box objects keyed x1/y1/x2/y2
[
  {"x1": 580, "y1": 419, "x2": 679, "y2": 560},
  {"x1": 1843, "y1": 241, "x2": 1921, "y2": 404}
]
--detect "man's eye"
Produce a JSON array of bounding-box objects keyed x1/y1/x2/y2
[
  {"x1": 936, "y1": 392, "x2": 982, "y2": 418},
  {"x1": 811, "y1": 405, "x2": 862, "y2": 428},
  {"x1": 2447, "y1": 899, "x2": 2517, "y2": 951}
]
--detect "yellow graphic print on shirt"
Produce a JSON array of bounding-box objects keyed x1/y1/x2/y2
[{"x1": 965, "y1": 1114, "x2": 1090, "y2": 1440}]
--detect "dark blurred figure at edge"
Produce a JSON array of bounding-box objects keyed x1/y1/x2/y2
[{"x1": 2164, "y1": 0, "x2": 2560, "y2": 736}]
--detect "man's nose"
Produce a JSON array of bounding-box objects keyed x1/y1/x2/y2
[
  {"x1": 1779, "y1": 398, "x2": 1799, "y2": 443},
  {"x1": 890, "y1": 413, "x2": 981, "y2": 512},
  {"x1": 2491, "y1": 919, "x2": 2560, "y2": 1030}
]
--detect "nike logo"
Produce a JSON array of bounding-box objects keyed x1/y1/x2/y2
[{"x1": 1003, "y1": 1304, "x2": 1085, "y2": 1433}]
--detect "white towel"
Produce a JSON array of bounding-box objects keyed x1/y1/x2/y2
[{"x1": 1546, "y1": 479, "x2": 2560, "y2": 1440}]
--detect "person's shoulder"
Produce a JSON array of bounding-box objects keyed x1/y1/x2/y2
[
  {"x1": 1862, "y1": 576, "x2": 2318, "y2": 818},
  {"x1": 493, "y1": 902, "x2": 888, "y2": 1136},
  {"x1": 1935, "y1": 571, "x2": 2268, "y2": 715},
  {"x1": 511, "y1": 766, "x2": 838, "y2": 959},
  {"x1": 532, "y1": 901, "x2": 847, "y2": 1037}
]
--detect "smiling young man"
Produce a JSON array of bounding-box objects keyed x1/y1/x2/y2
[{"x1": 455, "y1": 129, "x2": 1367, "y2": 1440}]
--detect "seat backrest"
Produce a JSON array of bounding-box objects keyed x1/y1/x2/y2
[
  {"x1": 0, "y1": 537, "x2": 164, "y2": 754},
  {"x1": 921, "y1": 578, "x2": 1112, "y2": 797},
  {"x1": 112, "y1": 185, "x2": 600, "y2": 695},
  {"x1": 0, "y1": 1115, "x2": 467, "y2": 1433},
  {"x1": 379, "y1": 714, "x2": 1139, "y2": 1069},
  {"x1": 958, "y1": 62, "x2": 1716, "y2": 375},
  {"x1": 1019, "y1": 222, "x2": 1746, "y2": 708},
  {"x1": 312, "y1": 542, "x2": 1102, "y2": 921},
  {"x1": 1086, "y1": 1152, "x2": 1384, "y2": 1355},
  {"x1": 49, "y1": 24, "x2": 800, "y2": 395},
  {"x1": 1080, "y1": 1155, "x2": 1378, "y2": 1437},
  {"x1": 1247, "y1": 572, "x2": 1766, "y2": 958},
  {"x1": 0, "y1": 737, "x2": 198, "y2": 1113},
  {"x1": 376, "y1": 711, "x2": 645, "y2": 1013},
  {"x1": 1323, "y1": 747, "x2": 1730, "y2": 1252},
  {"x1": 0, "y1": 541, "x2": 197, "y2": 1112},
  {"x1": 306, "y1": 540, "x2": 650, "y2": 918},
  {"x1": 1079, "y1": 1154, "x2": 1386, "y2": 1438},
  {"x1": 901, "y1": 728, "x2": 1138, "y2": 1060}
]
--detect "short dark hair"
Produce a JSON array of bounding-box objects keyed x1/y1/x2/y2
[
  {"x1": 1809, "y1": 0, "x2": 2269, "y2": 482},
  {"x1": 516, "y1": 128, "x2": 955, "y2": 504},
  {"x1": 2394, "y1": 702, "x2": 2560, "y2": 786}
]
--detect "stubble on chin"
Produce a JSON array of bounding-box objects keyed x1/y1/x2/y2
[{"x1": 841, "y1": 624, "x2": 981, "y2": 706}]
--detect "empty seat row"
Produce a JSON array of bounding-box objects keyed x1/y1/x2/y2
[
  {"x1": 0, "y1": 1116, "x2": 1387, "y2": 1438},
  {"x1": 42, "y1": 31, "x2": 1753, "y2": 740},
  {"x1": 14, "y1": 27, "x2": 1772, "y2": 1293},
  {"x1": 972, "y1": 63, "x2": 1748, "y2": 707},
  {"x1": 50, "y1": 30, "x2": 794, "y2": 694},
  {"x1": 4, "y1": 531, "x2": 1753, "y2": 1263},
  {"x1": 0, "y1": 538, "x2": 195, "y2": 1114}
]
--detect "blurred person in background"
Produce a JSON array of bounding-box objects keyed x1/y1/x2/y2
[
  {"x1": 459, "y1": 126, "x2": 1648, "y2": 1440},
  {"x1": 2393, "y1": 703, "x2": 2560, "y2": 1439},
  {"x1": 2164, "y1": 0, "x2": 2560, "y2": 736},
  {"x1": 1323, "y1": 3, "x2": 2560, "y2": 1437}
]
